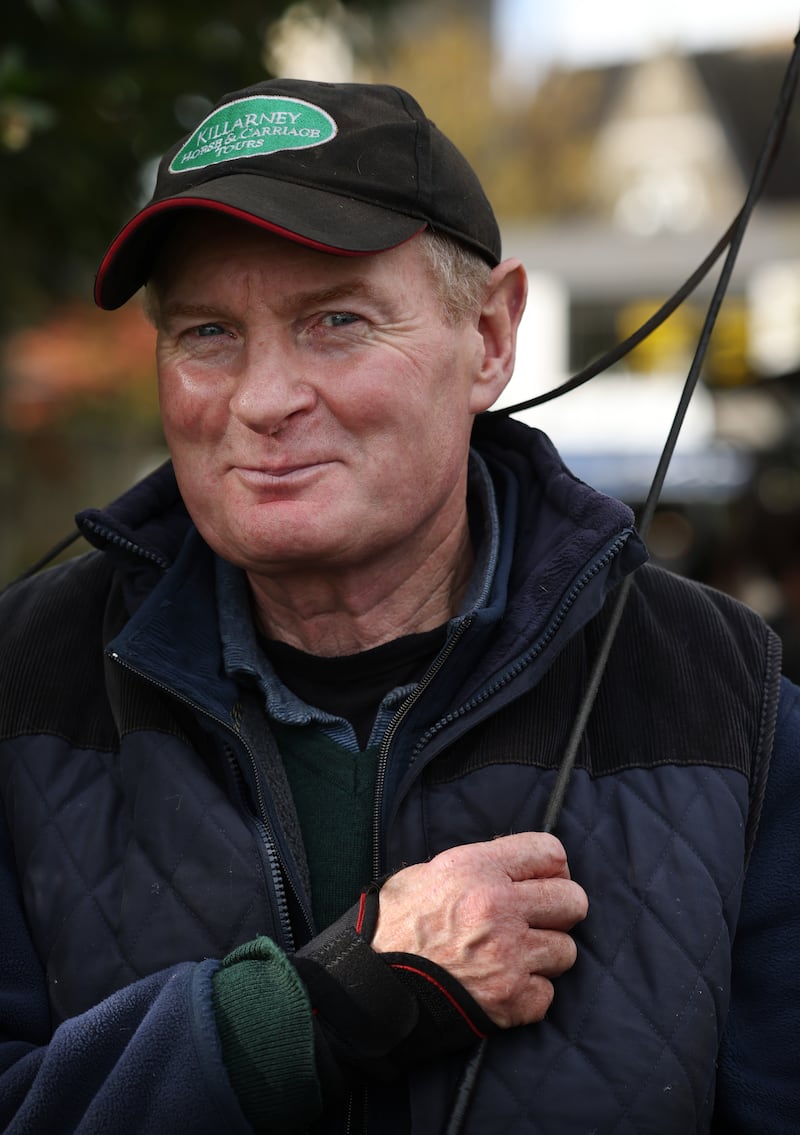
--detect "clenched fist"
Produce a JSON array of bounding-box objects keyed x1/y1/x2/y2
[{"x1": 371, "y1": 832, "x2": 588, "y2": 1028}]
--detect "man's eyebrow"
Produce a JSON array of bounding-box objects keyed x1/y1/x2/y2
[
  {"x1": 157, "y1": 301, "x2": 230, "y2": 324},
  {"x1": 157, "y1": 280, "x2": 383, "y2": 324},
  {"x1": 278, "y1": 279, "x2": 379, "y2": 310}
]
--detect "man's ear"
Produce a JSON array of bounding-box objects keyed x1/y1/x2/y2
[{"x1": 469, "y1": 259, "x2": 528, "y2": 414}]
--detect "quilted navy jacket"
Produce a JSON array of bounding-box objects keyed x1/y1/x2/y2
[{"x1": 1, "y1": 412, "x2": 798, "y2": 1133}]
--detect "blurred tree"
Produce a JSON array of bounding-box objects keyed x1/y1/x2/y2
[
  {"x1": 368, "y1": 5, "x2": 604, "y2": 222},
  {"x1": 0, "y1": 0, "x2": 402, "y2": 580},
  {"x1": 2, "y1": 302, "x2": 158, "y2": 432},
  {"x1": 490, "y1": 65, "x2": 616, "y2": 219},
  {"x1": 0, "y1": 0, "x2": 396, "y2": 331},
  {"x1": 368, "y1": 8, "x2": 497, "y2": 184}
]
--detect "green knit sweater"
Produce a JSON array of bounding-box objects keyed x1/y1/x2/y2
[{"x1": 211, "y1": 724, "x2": 378, "y2": 1132}]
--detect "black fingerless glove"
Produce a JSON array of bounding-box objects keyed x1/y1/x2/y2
[{"x1": 292, "y1": 883, "x2": 496, "y2": 1101}]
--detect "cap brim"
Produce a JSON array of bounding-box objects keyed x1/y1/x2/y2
[{"x1": 94, "y1": 174, "x2": 429, "y2": 309}]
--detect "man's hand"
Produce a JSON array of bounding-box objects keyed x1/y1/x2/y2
[{"x1": 371, "y1": 833, "x2": 588, "y2": 1028}]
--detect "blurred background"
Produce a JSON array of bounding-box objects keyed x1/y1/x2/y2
[{"x1": 2, "y1": 0, "x2": 800, "y2": 675}]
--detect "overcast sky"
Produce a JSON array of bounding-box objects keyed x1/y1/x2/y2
[{"x1": 496, "y1": 0, "x2": 800, "y2": 80}]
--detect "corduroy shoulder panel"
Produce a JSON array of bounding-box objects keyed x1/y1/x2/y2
[
  {"x1": 428, "y1": 564, "x2": 781, "y2": 784},
  {"x1": 0, "y1": 554, "x2": 119, "y2": 750},
  {"x1": 0, "y1": 554, "x2": 215, "y2": 754}
]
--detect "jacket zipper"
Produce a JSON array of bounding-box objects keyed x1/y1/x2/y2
[
  {"x1": 106, "y1": 650, "x2": 313, "y2": 950},
  {"x1": 80, "y1": 519, "x2": 171, "y2": 568},
  {"x1": 222, "y1": 741, "x2": 308, "y2": 952},
  {"x1": 371, "y1": 614, "x2": 475, "y2": 880},
  {"x1": 344, "y1": 616, "x2": 475, "y2": 1135},
  {"x1": 406, "y1": 533, "x2": 633, "y2": 768}
]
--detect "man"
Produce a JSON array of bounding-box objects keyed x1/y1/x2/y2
[{"x1": 0, "y1": 78, "x2": 797, "y2": 1134}]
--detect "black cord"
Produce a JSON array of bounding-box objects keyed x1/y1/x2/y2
[
  {"x1": 543, "y1": 24, "x2": 800, "y2": 837},
  {"x1": 494, "y1": 213, "x2": 741, "y2": 416},
  {"x1": 495, "y1": 30, "x2": 800, "y2": 420},
  {"x1": 445, "y1": 26, "x2": 800, "y2": 1135},
  {"x1": 2, "y1": 527, "x2": 82, "y2": 593},
  {"x1": 442, "y1": 1040, "x2": 487, "y2": 1135}
]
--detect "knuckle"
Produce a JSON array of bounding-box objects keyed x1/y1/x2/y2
[
  {"x1": 542, "y1": 832, "x2": 568, "y2": 866},
  {"x1": 531, "y1": 928, "x2": 579, "y2": 976},
  {"x1": 537, "y1": 877, "x2": 588, "y2": 925},
  {"x1": 515, "y1": 976, "x2": 555, "y2": 1026},
  {"x1": 535, "y1": 976, "x2": 556, "y2": 1018},
  {"x1": 561, "y1": 932, "x2": 579, "y2": 970}
]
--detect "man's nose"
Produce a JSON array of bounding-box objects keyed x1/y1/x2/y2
[{"x1": 228, "y1": 341, "x2": 317, "y2": 433}]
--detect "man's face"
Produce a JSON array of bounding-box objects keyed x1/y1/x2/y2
[{"x1": 154, "y1": 216, "x2": 502, "y2": 580}]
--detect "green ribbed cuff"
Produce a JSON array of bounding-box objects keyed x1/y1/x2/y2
[{"x1": 212, "y1": 936, "x2": 322, "y2": 1132}]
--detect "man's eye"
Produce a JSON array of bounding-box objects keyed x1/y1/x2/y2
[
  {"x1": 323, "y1": 312, "x2": 360, "y2": 328},
  {"x1": 194, "y1": 323, "x2": 227, "y2": 337}
]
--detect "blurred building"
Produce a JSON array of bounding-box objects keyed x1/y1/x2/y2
[
  {"x1": 501, "y1": 47, "x2": 799, "y2": 433},
  {"x1": 495, "y1": 45, "x2": 800, "y2": 672}
]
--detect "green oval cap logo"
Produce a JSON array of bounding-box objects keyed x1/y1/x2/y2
[{"x1": 169, "y1": 95, "x2": 338, "y2": 173}]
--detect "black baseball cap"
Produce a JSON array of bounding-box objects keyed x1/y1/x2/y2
[{"x1": 94, "y1": 78, "x2": 502, "y2": 309}]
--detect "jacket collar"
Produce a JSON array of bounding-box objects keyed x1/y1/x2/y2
[
  {"x1": 76, "y1": 414, "x2": 644, "y2": 590},
  {"x1": 76, "y1": 460, "x2": 189, "y2": 570},
  {"x1": 91, "y1": 415, "x2": 649, "y2": 714}
]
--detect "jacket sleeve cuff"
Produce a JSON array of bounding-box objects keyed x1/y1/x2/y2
[{"x1": 211, "y1": 936, "x2": 322, "y2": 1133}]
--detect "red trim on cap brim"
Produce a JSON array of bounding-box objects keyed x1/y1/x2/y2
[{"x1": 94, "y1": 196, "x2": 428, "y2": 309}]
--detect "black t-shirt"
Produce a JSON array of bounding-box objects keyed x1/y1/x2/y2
[{"x1": 261, "y1": 623, "x2": 449, "y2": 749}]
